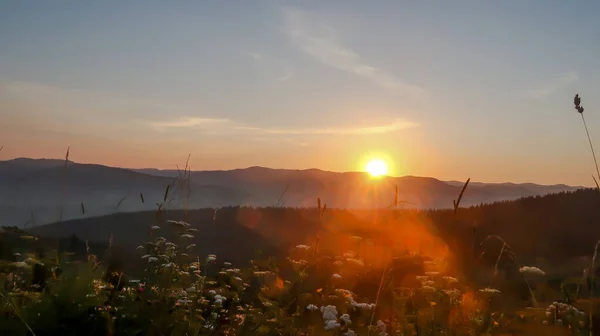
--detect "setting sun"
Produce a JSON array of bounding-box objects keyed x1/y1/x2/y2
[{"x1": 366, "y1": 159, "x2": 388, "y2": 177}]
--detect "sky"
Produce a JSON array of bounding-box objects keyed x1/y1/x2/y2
[{"x1": 1, "y1": 0, "x2": 599, "y2": 186}]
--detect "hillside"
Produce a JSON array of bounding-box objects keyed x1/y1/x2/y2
[
  {"x1": 0, "y1": 158, "x2": 583, "y2": 227},
  {"x1": 0, "y1": 158, "x2": 248, "y2": 226},
  {"x1": 28, "y1": 188, "x2": 600, "y2": 269}
]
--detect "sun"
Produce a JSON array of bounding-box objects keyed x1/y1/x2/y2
[{"x1": 366, "y1": 159, "x2": 388, "y2": 177}]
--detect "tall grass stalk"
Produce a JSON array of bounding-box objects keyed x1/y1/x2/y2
[
  {"x1": 580, "y1": 113, "x2": 600, "y2": 184},
  {"x1": 589, "y1": 240, "x2": 600, "y2": 336}
]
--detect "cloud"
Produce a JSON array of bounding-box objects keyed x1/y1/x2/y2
[
  {"x1": 148, "y1": 117, "x2": 232, "y2": 132},
  {"x1": 282, "y1": 7, "x2": 424, "y2": 95},
  {"x1": 247, "y1": 52, "x2": 263, "y2": 62},
  {"x1": 278, "y1": 66, "x2": 294, "y2": 82},
  {"x1": 234, "y1": 118, "x2": 418, "y2": 135},
  {"x1": 528, "y1": 72, "x2": 578, "y2": 100},
  {"x1": 147, "y1": 114, "x2": 417, "y2": 136}
]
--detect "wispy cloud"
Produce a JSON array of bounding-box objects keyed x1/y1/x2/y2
[
  {"x1": 148, "y1": 117, "x2": 232, "y2": 132},
  {"x1": 528, "y1": 72, "x2": 578, "y2": 100},
  {"x1": 147, "y1": 114, "x2": 416, "y2": 136},
  {"x1": 282, "y1": 7, "x2": 424, "y2": 95},
  {"x1": 278, "y1": 66, "x2": 294, "y2": 82},
  {"x1": 247, "y1": 52, "x2": 263, "y2": 62}
]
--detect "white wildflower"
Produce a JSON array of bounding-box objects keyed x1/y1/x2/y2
[
  {"x1": 340, "y1": 313, "x2": 351, "y2": 325},
  {"x1": 324, "y1": 320, "x2": 341, "y2": 330},
  {"x1": 136, "y1": 246, "x2": 144, "y2": 250},
  {"x1": 180, "y1": 234, "x2": 194, "y2": 239},
  {"x1": 168, "y1": 220, "x2": 191, "y2": 227},
  {"x1": 306, "y1": 304, "x2": 319, "y2": 311},
  {"x1": 321, "y1": 305, "x2": 338, "y2": 321},
  {"x1": 377, "y1": 320, "x2": 387, "y2": 335},
  {"x1": 519, "y1": 266, "x2": 546, "y2": 276},
  {"x1": 186, "y1": 244, "x2": 196, "y2": 249},
  {"x1": 478, "y1": 288, "x2": 501, "y2": 295},
  {"x1": 148, "y1": 257, "x2": 158, "y2": 263},
  {"x1": 443, "y1": 276, "x2": 458, "y2": 284},
  {"x1": 295, "y1": 245, "x2": 310, "y2": 250},
  {"x1": 346, "y1": 258, "x2": 364, "y2": 267},
  {"x1": 332, "y1": 273, "x2": 342, "y2": 279},
  {"x1": 345, "y1": 330, "x2": 356, "y2": 336},
  {"x1": 141, "y1": 254, "x2": 151, "y2": 259},
  {"x1": 151, "y1": 226, "x2": 160, "y2": 230}
]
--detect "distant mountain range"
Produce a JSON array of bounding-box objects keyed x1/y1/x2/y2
[{"x1": 0, "y1": 157, "x2": 584, "y2": 226}]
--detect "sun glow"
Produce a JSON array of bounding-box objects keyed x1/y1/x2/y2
[{"x1": 366, "y1": 159, "x2": 388, "y2": 177}]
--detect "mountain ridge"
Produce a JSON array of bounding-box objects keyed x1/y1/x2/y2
[{"x1": 0, "y1": 158, "x2": 584, "y2": 227}]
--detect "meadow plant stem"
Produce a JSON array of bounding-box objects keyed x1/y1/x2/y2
[
  {"x1": 367, "y1": 262, "x2": 389, "y2": 336},
  {"x1": 0, "y1": 292, "x2": 36, "y2": 335},
  {"x1": 589, "y1": 240, "x2": 600, "y2": 336},
  {"x1": 580, "y1": 114, "x2": 600, "y2": 183}
]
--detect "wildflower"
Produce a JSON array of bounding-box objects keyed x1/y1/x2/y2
[
  {"x1": 422, "y1": 280, "x2": 436, "y2": 287},
  {"x1": 168, "y1": 220, "x2": 191, "y2": 228},
  {"x1": 141, "y1": 254, "x2": 151, "y2": 259},
  {"x1": 340, "y1": 313, "x2": 351, "y2": 325},
  {"x1": 345, "y1": 330, "x2": 356, "y2": 336},
  {"x1": 151, "y1": 226, "x2": 160, "y2": 230},
  {"x1": 519, "y1": 266, "x2": 545, "y2": 276},
  {"x1": 324, "y1": 320, "x2": 341, "y2": 330},
  {"x1": 188, "y1": 228, "x2": 198, "y2": 232},
  {"x1": 443, "y1": 276, "x2": 458, "y2": 284},
  {"x1": 420, "y1": 285, "x2": 436, "y2": 293},
  {"x1": 147, "y1": 257, "x2": 158, "y2": 263},
  {"x1": 444, "y1": 289, "x2": 461, "y2": 298},
  {"x1": 377, "y1": 320, "x2": 388, "y2": 335},
  {"x1": 186, "y1": 286, "x2": 197, "y2": 293},
  {"x1": 425, "y1": 271, "x2": 439, "y2": 276},
  {"x1": 224, "y1": 262, "x2": 232, "y2": 266},
  {"x1": 478, "y1": 288, "x2": 501, "y2": 295},
  {"x1": 332, "y1": 273, "x2": 342, "y2": 279},
  {"x1": 335, "y1": 288, "x2": 354, "y2": 298},
  {"x1": 207, "y1": 254, "x2": 217, "y2": 262},
  {"x1": 136, "y1": 246, "x2": 144, "y2": 250},
  {"x1": 163, "y1": 262, "x2": 175, "y2": 268},
  {"x1": 416, "y1": 276, "x2": 428, "y2": 281},
  {"x1": 214, "y1": 294, "x2": 226, "y2": 304},
  {"x1": 346, "y1": 258, "x2": 364, "y2": 267},
  {"x1": 208, "y1": 290, "x2": 217, "y2": 295},
  {"x1": 180, "y1": 234, "x2": 194, "y2": 239},
  {"x1": 186, "y1": 244, "x2": 196, "y2": 249},
  {"x1": 321, "y1": 305, "x2": 338, "y2": 321},
  {"x1": 350, "y1": 298, "x2": 376, "y2": 310},
  {"x1": 290, "y1": 259, "x2": 308, "y2": 266},
  {"x1": 306, "y1": 304, "x2": 319, "y2": 311},
  {"x1": 13, "y1": 253, "x2": 21, "y2": 257},
  {"x1": 295, "y1": 245, "x2": 310, "y2": 250}
]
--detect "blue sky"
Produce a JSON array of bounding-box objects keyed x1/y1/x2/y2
[{"x1": 0, "y1": 0, "x2": 599, "y2": 185}]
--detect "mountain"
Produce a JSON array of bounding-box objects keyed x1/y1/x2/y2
[
  {"x1": 0, "y1": 158, "x2": 248, "y2": 227},
  {"x1": 0, "y1": 158, "x2": 583, "y2": 227},
  {"x1": 133, "y1": 166, "x2": 582, "y2": 209}
]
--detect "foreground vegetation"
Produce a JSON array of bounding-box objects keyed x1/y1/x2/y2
[{"x1": 1, "y1": 204, "x2": 599, "y2": 336}]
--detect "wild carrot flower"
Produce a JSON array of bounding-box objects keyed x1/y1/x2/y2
[{"x1": 519, "y1": 266, "x2": 545, "y2": 276}]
